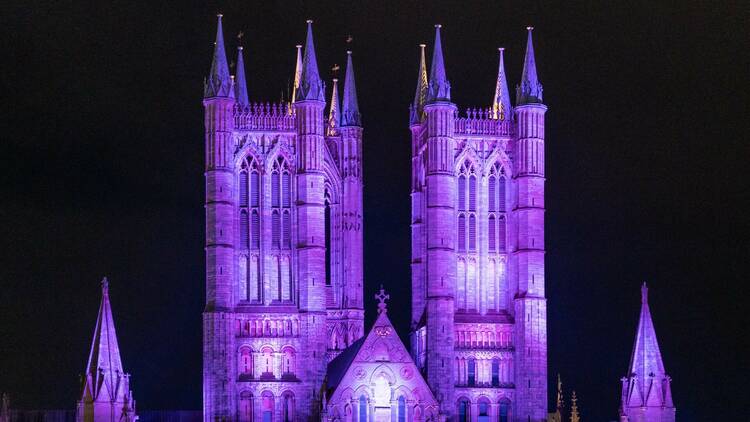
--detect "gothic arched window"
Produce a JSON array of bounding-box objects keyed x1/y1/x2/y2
[
  {"x1": 271, "y1": 157, "x2": 292, "y2": 250},
  {"x1": 457, "y1": 162, "x2": 477, "y2": 255},
  {"x1": 488, "y1": 164, "x2": 507, "y2": 255},
  {"x1": 239, "y1": 157, "x2": 261, "y2": 251}
]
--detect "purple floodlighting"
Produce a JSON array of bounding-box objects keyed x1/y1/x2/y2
[
  {"x1": 619, "y1": 283, "x2": 676, "y2": 422},
  {"x1": 76, "y1": 278, "x2": 137, "y2": 422}
]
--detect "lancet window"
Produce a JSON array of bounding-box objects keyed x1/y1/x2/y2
[
  {"x1": 457, "y1": 161, "x2": 477, "y2": 253},
  {"x1": 271, "y1": 157, "x2": 292, "y2": 250},
  {"x1": 239, "y1": 157, "x2": 261, "y2": 302},
  {"x1": 487, "y1": 163, "x2": 507, "y2": 253}
]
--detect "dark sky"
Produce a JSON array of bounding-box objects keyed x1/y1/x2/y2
[{"x1": 1, "y1": 1, "x2": 747, "y2": 420}]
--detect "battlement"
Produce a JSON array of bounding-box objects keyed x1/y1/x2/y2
[
  {"x1": 454, "y1": 107, "x2": 515, "y2": 137},
  {"x1": 234, "y1": 102, "x2": 296, "y2": 132}
]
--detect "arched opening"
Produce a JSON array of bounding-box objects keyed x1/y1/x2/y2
[
  {"x1": 239, "y1": 391, "x2": 253, "y2": 422},
  {"x1": 282, "y1": 392, "x2": 294, "y2": 422},
  {"x1": 478, "y1": 398, "x2": 490, "y2": 422},
  {"x1": 458, "y1": 398, "x2": 470, "y2": 422},
  {"x1": 398, "y1": 396, "x2": 406, "y2": 422},
  {"x1": 492, "y1": 358, "x2": 500, "y2": 386},
  {"x1": 239, "y1": 347, "x2": 253, "y2": 377},
  {"x1": 282, "y1": 347, "x2": 296, "y2": 379},
  {"x1": 498, "y1": 398, "x2": 511, "y2": 422},
  {"x1": 261, "y1": 391, "x2": 274, "y2": 422},
  {"x1": 468, "y1": 358, "x2": 476, "y2": 386},
  {"x1": 358, "y1": 395, "x2": 367, "y2": 422}
]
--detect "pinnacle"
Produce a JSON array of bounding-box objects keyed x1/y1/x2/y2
[
  {"x1": 341, "y1": 50, "x2": 361, "y2": 126},
  {"x1": 516, "y1": 26, "x2": 543, "y2": 105},
  {"x1": 204, "y1": 14, "x2": 234, "y2": 99},
  {"x1": 295, "y1": 20, "x2": 325, "y2": 102},
  {"x1": 427, "y1": 24, "x2": 451, "y2": 103}
]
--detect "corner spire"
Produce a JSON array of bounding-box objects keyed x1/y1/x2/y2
[
  {"x1": 491, "y1": 48, "x2": 512, "y2": 120},
  {"x1": 341, "y1": 51, "x2": 361, "y2": 127},
  {"x1": 410, "y1": 44, "x2": 429, "y2": 125},
  {"x1": 78, "y1": 278, "x2": 137, "y2": 421},
  {"x1": 621, "y1": 283, "x2": 675, "y2": 413},
  {"x1": 327, "y1": 78, "x2": 340, "y2": 135},
  {"x1": 427, "y1": 25, "x2": 451, "y2": 103},
  {"x1": 295, "y1": 20, "x2": 325, "y2": 102},
  {"x1": 204, "y1": 14, "x2": 234, "y2": 99},
  {"x1": 234, "y1": 46, "x2": 249, "y2": 106},
  {"x1": 516, "y1": 26, "x2": 543, "y2": 105},
  {"x1": 290, "y1": 44, "x2": 303, "y2": 107}
]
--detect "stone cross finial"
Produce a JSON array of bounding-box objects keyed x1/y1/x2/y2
[{"x1": 375, "y1": 285, "x2": 390, "y2": 314}]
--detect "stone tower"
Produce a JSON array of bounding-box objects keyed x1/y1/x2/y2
[
  {"x1": 76, "y1": 278, "x2": 137, "y2": 422},
  {"x1": 202, "y1": 16, "x2": 364, "y2": 421},
  {"x1": 619, "y1": 284, "x2": 675, "y2": 422},
  {"x1": 410, "y1": 26, "x2": 548, "y2": 421}
]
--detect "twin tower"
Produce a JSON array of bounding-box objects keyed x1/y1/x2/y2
[{"x1": 202, "y1": 15, "x2": 547, "y2": 421}]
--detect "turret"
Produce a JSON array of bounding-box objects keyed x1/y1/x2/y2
[
  {"x1": 619, "y1": 284, "x2": 676, "y2": 422},
  {"x1": 76, "y1": 278, "x2": 137, "y2": 422},
  {"x1": 202, "y1": 14, "x2": 236, "y2": 420},
  {"x1": 421, "y1": 24, "x2": 457, "y2": 418},
  {"x1": 512, "y1": 26, "x2": 548, "y2": 422},
  {"x1": 293, "y1": 19, "x2": 328, "y2": 418}
]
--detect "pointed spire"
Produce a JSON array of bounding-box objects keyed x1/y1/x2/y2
[
  {"x1": 295, "y1": 20, "x2": 325, "y2": 102},
  {"x1": 290, "y1": 44, "x2": 303, "y2": 107},
  {"x1": 85, "y1": 277, "x2": 124, "y2": 392},
  {"x1": 491, "y1": 48, "x2": 512, "y2": 120},
  {"x1": 622, "y1": 283, "x2": 674, "y2": 410},
  {"x1": 341, "y1": 51, "x2": 361, "y2": 127},
  {"x1": 427, "y1": 25, "x2": 451, "y2": 103},
  {"x1": 516, "y1": 26, "x2": 543, "y2": 105},
  {"x1": 410, "y1": 44, "x2": 429, "y2": 125},
  {"x1": 234, "y1": 46, "x2": 249, "y2": 106},
  {"x1": 327, "y1": 78, "x2": 340, "y2": 135},
  {"x1": 204, "y1": 14, "x2": 234, "y2": 99}
]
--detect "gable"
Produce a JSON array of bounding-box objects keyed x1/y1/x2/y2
[{"x1": 325, "y1": 312, "x2": 437, "y2": 409}]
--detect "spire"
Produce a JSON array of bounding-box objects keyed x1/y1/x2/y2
[
  {"x1": 295, "y1": 20, "x2": 325, "y2": 102},
  {"x1": 410, "y1": 44, "x2": 429, "y2": 125},
  {"x1": 341, "y1": 51, "x2": 361, "y2": 127},
  {"x1": 427, "y1": 25, "x2": 451, "y2": 103},
  {"x1": 556, "y1": 373, "x2": 564, "y2": 412},
  {"x1": 204, "y1": 14, "x2": 234, "y2": 99},
  {"x1": 234, "y1": 46, "x2": 249, "y2": 105},
  {"x1": 85, "y1": 277, "x2": 124, "y2": 393},
  {"x1": 628, "y1": 282, "x2": 667, "y2": 383},
  {"x1": 491, "y1": 48, "x2": 512, "y2": 120},
  {"x1": 327, "y1": 78, "x2": 340, "y2": 135},
  {"x1": 622, "y1": 283, "x2": 674, "y2": 411},
  {"x1": 290, "y1": 44, "x2": 303, "y2": 106},
  {"x1": 516, "y1": 26, "x2": 543, "y2": 105}
]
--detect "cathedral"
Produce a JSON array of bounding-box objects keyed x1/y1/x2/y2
[{"x1": 66, "y1": 15, "x2": 678, "y2": 422}]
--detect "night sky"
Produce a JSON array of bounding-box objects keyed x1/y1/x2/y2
[{"x1": 1, "y1": 1, "x2": 746, "y2": 420}]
